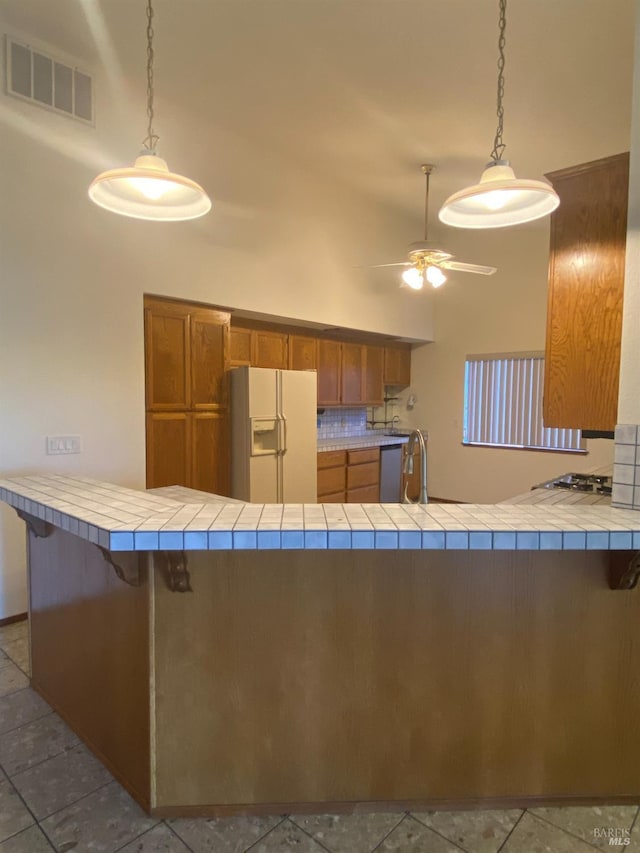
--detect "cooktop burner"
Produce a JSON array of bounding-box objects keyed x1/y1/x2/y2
[{"x1": 538, "y1": 472, "x2": 613, "y2": 495}]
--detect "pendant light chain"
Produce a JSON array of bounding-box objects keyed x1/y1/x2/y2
[
  {"x1": 143, "y1": 0, "x2": 159, "y2": 153},
  {"x1": 489, "y1": 0, "x2": 507, "y2": 163},
  {"x1": 424, "y1": 168, "x2": 430, "y2": 241}
]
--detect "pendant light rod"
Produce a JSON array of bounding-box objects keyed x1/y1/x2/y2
[
  {"x1": 438, "y1": 0, "x2": 559, "y2": 229},
  {"x1": 421, "y1": 164, "x2": 434, "y2": 242}
]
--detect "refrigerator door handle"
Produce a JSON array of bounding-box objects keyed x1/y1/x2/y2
[{"x1": 280, "y1": 414, "x2": 288, "y2": 455}]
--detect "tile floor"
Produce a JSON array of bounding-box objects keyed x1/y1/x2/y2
[{"x1": 0, "y1": 619, "x2": 639, "y2": 852}]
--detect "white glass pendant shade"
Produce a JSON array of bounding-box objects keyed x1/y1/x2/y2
[
  {"x1": 425, "y1": 265, "x2": 447, "y2": 287},
  {"x1": 88, "y1": 154, "x2": 211, "y2": 221},
  {"x1": 402, "y1": 267, "x2": 424, "y2": 290},
  {"x1": 438, "y1": 161, "x2": 559, "y2": 229}
]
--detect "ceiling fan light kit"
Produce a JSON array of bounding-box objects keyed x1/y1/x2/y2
[
  {"x1": 438, "y1": 0, "x2": 559, "y2": 229},
  {"x1": 89, "y1": 0, "x2": 211, "y2": 222},
  {"x1": 368, "y1": 163, "x2": 497, "y2": 291}
]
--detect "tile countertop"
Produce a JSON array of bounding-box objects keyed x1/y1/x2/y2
[
  {"x1": 2, "y1": 474, "x2": 640, "y2": 553},
  {"x1": 318, "y1": 433, "x2": 411, "y2": 452}
]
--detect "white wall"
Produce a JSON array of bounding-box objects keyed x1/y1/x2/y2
[
  {"x1": 402, "y1": 227, "x2": 615, "y2": 504},
  {"x1": 0, "y1": 67, "x2": 433, "y2": 618}
]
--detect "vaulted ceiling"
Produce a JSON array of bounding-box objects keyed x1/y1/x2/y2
[{"x1": 1, "y1": 0, "x2": 635, "y2": 235}]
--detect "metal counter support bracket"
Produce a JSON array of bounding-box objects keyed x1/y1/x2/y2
[
  {"x1": 16, "y1": 510, "x2": 52, "y2": 539},
  {"x1": 608, "y1": 551, "x2": 640, "y2": 590},
  {"x1": 159, "y1": 551, "x2": 192, "y2": 592},
  {"x1": 98, "y1": 547, "x2": 143, "y2": 588}
]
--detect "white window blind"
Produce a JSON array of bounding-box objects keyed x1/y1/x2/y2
[{"x1": 463, "y1": 352, "x2": 585, "y2": 452}]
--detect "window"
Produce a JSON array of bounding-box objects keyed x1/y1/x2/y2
[{"x1": 463, "y1": 352, "x2": 585, "y2": 452}]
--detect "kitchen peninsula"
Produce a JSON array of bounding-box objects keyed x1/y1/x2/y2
[{"x1": 2, "y1": 474, "x2": 640, "y2": 817}]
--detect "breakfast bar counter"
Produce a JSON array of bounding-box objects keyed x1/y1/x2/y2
[{"x1": 2, "y1": 474, "x2": 640, "y2": 817}]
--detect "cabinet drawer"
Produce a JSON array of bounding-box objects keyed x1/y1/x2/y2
[
  {"x1": 318, "y1": 465, "x2": 346, "y2": 496},
  {"x1": 347, "y1": 484, "x2": 380, "y2": 503},
  {"x1": 347, "y1": 447, "x2": 380, "y2": 466},
  {"x1": 347, "y1": 461, "x2": 379, "y2": 490},
  {"x1": 318, "y1": 490, "x2": 346, "y2": 503},
  {"x1": 318, "y1": 450, "x2": 347, "y2": 470}
]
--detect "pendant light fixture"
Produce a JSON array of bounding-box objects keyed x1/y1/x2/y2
[
  {"x1": 88, "y1": 0, "x2": 211, "y2": 221},
  {"x1": 438, "y1": 0, "x2": 559, "y2": 229}
]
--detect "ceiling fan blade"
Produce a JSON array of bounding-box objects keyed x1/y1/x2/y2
[
  {"x1": 440, "y1": 261, "x2": 497, "y2": 275},
  {"x1": 365, "y1": 262, "x2": 413, "y2": 269}
]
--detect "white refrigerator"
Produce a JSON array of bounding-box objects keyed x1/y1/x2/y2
[{"x1": 231, "y1": 366, "x2": 318, "y2": 503}]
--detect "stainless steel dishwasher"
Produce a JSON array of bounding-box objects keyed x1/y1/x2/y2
[{"x1": 379, "y1": 443, "x2": 403, "y2": 502}]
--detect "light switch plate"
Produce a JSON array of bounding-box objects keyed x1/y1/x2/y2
[{"x1": 46, "y1": 435, "x2": 82, "y2": 455}]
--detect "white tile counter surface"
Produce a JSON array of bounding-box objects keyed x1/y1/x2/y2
[
  {"x1": 318, "y1": 433, "x2": 410, "y2": 452},
  {"x1": 1, "y1": 474, "x2": 640, "y2": 553}
]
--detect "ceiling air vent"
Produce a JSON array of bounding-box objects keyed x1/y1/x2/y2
[{"x1": 4, "y1": 35, "x2": 93, "y2": 124}]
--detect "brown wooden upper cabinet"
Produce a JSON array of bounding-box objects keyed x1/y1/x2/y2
[
  {"x1": 190, "y1": 309, "x2": 230, "y2": 409},
  {"x1": 229, "y1": 326, "x2": 253, "y2": 367},
  {"x1": 289, "y1": 335, "x2": 317, "y2": 371},
  {"x1": 384, "y1": 345, "x2": 411, "y2": 386},
  {"x1": 543, "y1": 152, "x2": 629, "y2": 432},
  {"x1": 253, "y1": 329, "x2": 288, "y2": 369},
  {"x1": 341, "y1": 342, "x2": 365, "y2": 404},
  {"x1": 144, "y1": 300, "x2": 190, "y2": 410},
  {"x1": 363, "y1": 345, "x2": 384, "y2": 404},
  {"x1": 317, "y1": 339, "x2": 342, "y2": 406}
]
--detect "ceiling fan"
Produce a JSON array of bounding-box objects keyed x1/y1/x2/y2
[{"x1": 370, "y1": 165, "x2": 497, "y2": 290}]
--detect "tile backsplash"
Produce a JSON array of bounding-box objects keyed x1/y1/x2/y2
[
  {"x1": 317, "y1": 408, "x2": 367, "y2": 439},
  {"x1": 612, "y1": 424, "x2": 640, "y2": 510}
]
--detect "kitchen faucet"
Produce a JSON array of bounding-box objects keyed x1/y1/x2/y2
[{"x1": 402, "y1": 429, "x2": 428, "y2": 504}]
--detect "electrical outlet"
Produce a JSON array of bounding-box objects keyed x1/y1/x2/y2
[{"x1": 46, "y1": 435, "x2": 82, "y2": 455}]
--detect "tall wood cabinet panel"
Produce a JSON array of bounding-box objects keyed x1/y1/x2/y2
[
  {"x1": 190, "y1": 310, "x2": 229, "y2": 409},
  {"x1": 363, "y1": 345, "x2": 384, "y2": 404},
  {"x1": 144, "y1": 296, "x2": 231, "y2": 492},
  {"x1": 289, "y1": 335, "x2": 317, "y2": 371},
  {"x1": 146, "y1": 412, "x2": 191, "y2": 489},
  {"x1": 384, "y1": 346, "x2": 411, "y2": 387},
  {"x1": 543, "y1": 152, "x2": 629, "y2": 431},
  {"x1": 144, "y1": 303, "x2": 190, "y2": 410},
  {"x1": 317, "y1": 340, "x2": 342, "y2": 406},
  {"x1": 341, "y1": 343, "x2": 364, "y2": 404},
  {"x1": 191, "y1": 412, "x2": 229, "y2": 495},
  {"x1": 253, "y1": 330, "x2": 288, "y2": 369}
]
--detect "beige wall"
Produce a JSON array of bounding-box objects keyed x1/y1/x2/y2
[
  {"x1": 403, "y1": 227, "x2": 615, "y2": 504},
  {"x1": 0, "y1": 67, "x2": 432, "y2": 617}
]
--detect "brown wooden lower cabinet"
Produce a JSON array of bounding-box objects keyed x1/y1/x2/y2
[
  {"x1": 146, "y1": 412, "x2": 191, "y2": 489},
  {"x1": 317, "y1": 450, "x2": 347, "y2": 501},
  {"x1": 318, "y1": 448, "x2": 380, "y2": 502},
  {"x1": 146, "y1": 411, "x2": 229, "y2": 494}
]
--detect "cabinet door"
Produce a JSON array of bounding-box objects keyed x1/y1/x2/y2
[
  {"x1": 190, "y1": 310, "x2": 230, "y2": 409},
  {"x1": 543, "y1": 153, "x2": 628, "y2": 431},
  {"x1": 363, "y1": 345, "x2": 384, "y2": 405},
  {"x1": 253, "y1": 330, "x2": 288, "y2": 369},
  {"x1": 317, "y1": 340, "x2": 342, "y2": 405},
  {"x1": 144, "y1": 302, "x2": 190, "y2": 410},
  {"x1": 341, "y1": 343, "x2": 364, "y2": 404},
  {"x1": 146, "y1": 412, "x2": 191, "y2": 488},
  {"x1": 229, "y1": 326, "x2": 253, "y2": 366},
  {"x1": 289, "y1": 335, "x2": 317, "y2": 371},
  {"x1": 384, "y1": 346, "x2": 411, "y2": 387},
  {"x1": 191, "y1": 411, "x2": 229, "y2": 496},
  {"x1": 347, "y1": 484, "x2": 379, "y2": 503}
]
